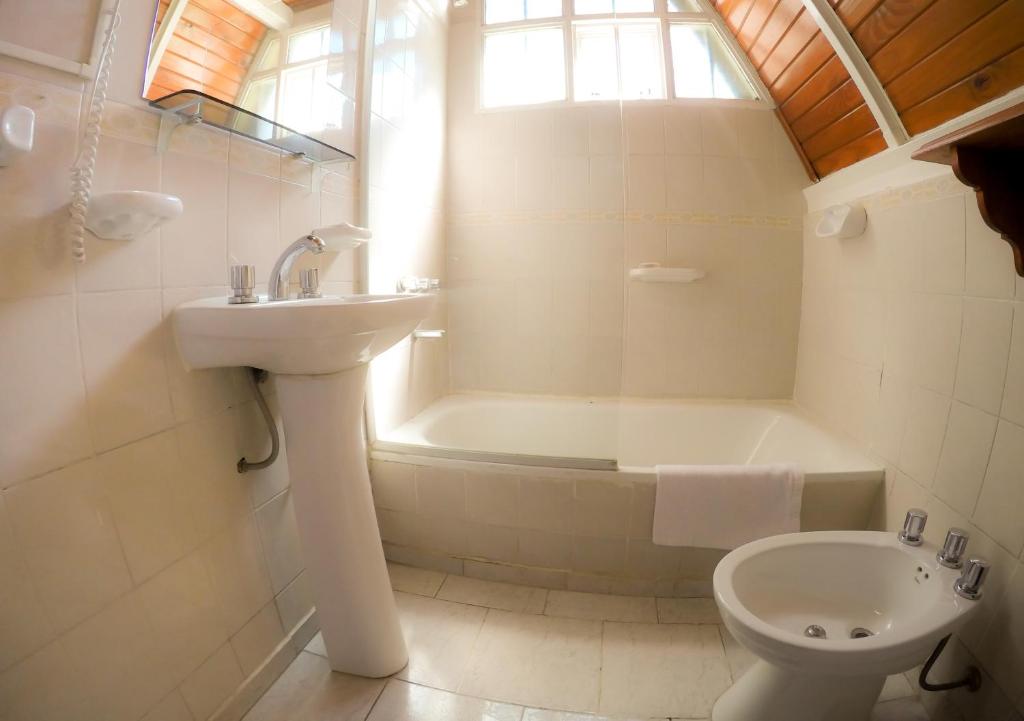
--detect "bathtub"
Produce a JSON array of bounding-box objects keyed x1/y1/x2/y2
[{"x1": 370, "y1": 394, "x2": 884, "y2": 597}]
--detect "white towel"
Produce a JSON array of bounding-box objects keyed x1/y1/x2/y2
[{"x1": 652, "y1": 464, "x2": 804, "y2": 550}]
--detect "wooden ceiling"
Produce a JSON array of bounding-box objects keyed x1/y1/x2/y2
[
  {"x1": 713, "y1": 0, "x2": 1024, "y2": 179},
  {"x1": 147, "y1": 0, "x2": 268, "y2": 103}
]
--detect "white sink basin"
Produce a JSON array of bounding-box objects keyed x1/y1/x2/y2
[
  {"x1": 170, "y1": 291, "x2": 435, "y2": 679},
  {"x1": 712, "y1": 530, "x2": 983, "y2": 721},
  {"x1": 172, "y1": 293, "x2": 434, "y2": 375}
]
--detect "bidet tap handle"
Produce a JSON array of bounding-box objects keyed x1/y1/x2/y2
[
  {"x1": 954, "y1": 558, "x2": 990, "y2": 600},
  {"x1": 229, "y1": 264, "x2": 258, "y2": 304},
  {"x1": 898, "y1": 508, "x2": 927, "y2": 546},
  {"x1": 299, "y1": 268, "x2": 321, "y2": 299},
  {"x1": 938, "y1": 527, "x2": 970, "y2": 568}
]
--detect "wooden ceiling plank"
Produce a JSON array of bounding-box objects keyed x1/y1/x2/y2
[
  {"x1": 833, "y1": 0, "x2": 883, "y2": 29},
  {"x1": 770, "y1": 32, "x2": 835, "y2": 101},
  {"x1": 869, "y1": 0, "x2": 1003, "y2": 85},
  {"x1": 791, "y1": 77, "x2": 864, "y2": 138},
  {"x1": 759, "y1": 9, "x2": 820, "y2": 85},
  {"x1": 801, "y1": 0, "x2": 910, "y2": 145},
  {"x1": 780, "y1": 54, "x2": 850, "y2": 121},
  {"x1": 191, "y1": 0, "x2": 269, "y2": 36},
  {"x1": 166, "y1": 35, "x2": 249, "y2": 82},
  {"x1": 885, "y1": 0, "x2": 1024, "y2": 112},
  {"x1": 738, "y1": 0, "x2": 782, "y2": 50},
  {"x1": 902, "y1": 44, "x2": 1024, "y2": 135},
  {"x1": 774, "y1": 107, "x2": 820, "y2": 180},
  {"x1": 811, "y1": 127, "x2": 886, "y2": 174},
  {"x1": 803, "y1": 102, "x2": 879, "y2": 158},
  {"x1": 853, "y1": 0, "x2": 935, "y2": 59},
  {"x1": 146, "y1": 0, "x2": 189, "y2": 95},
  {"x1": 722, "y1": 0, "x2": 757, "y2": 32},
  {"x1": 750, "y1": 0, "x2": 805, "y2": 67}
]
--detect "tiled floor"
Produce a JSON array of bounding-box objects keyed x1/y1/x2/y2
[{"x1": 244, "y1": 563, "x2": 929, "y2": 721}]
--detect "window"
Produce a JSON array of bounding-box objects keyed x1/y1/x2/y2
[
  {"x1": 573, "y1": 22, "x2": 664, "y2": 101},
  {"x1": 240, "y1": 23, "x2": 343, "y2": 134},
  {"x1": 669, "y1": 23, "x2": 754, "y2": 99},
  {"x1": 479, "y1": 0, "x2": 760, "y2": 108},
  {"x1": 482, "y1": 27, "x2": 566, "y2": 107}
]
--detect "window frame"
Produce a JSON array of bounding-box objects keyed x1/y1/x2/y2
[{"x1": 475, "y1": 0, "x2": 772, "y2": 112}]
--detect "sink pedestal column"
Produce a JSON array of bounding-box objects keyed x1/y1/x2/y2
[{"x1": 275, "y1": 366, "x2": 408, "y2": 678}]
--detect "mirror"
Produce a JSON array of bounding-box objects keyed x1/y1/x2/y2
[{"x1": 142, "y1": 0, "x2": 357, "y2": 153}]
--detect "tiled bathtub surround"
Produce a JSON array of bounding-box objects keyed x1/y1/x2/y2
[
  {"x1": 796, "y1": 172, "x2": 1024, "y2": 718},
  {"x1": 445, "y1": 3, "x2": 808, "y2": 399},
  {"x1": 0, "y1": 60, "x2": 359, "y2": 720},
  {"x1": 370, "y1": 456, "x2": 878, "y2": 596}
]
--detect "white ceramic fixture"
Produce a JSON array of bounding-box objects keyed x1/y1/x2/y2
[
  {"x1": 85, "y1": 190, "x2": 184, "y2": 240},
  {"x1": 173, "y1": 293, "x2": 434, "y2": 677},
  {"x1": 815, "y1": 203, "x2": 867, "y2": 239},
  {"x1": 0, "y1": 104, "x2": 35, "y2": 166},
  {"x1": 712, "y1": 530, "x2": 983, "y2": 721}
]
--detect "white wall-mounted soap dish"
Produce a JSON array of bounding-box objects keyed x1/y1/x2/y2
[
  {"x1": 815, "y1": 203, "x2": 867, "y2": 239},
  {"x1": 85, "y1": 191, "x2": 183, "y2": 240},
  {"x1": 629, "y1": 263, "x2": 706, "y2": 283},
  {"x1": 0, "y1": 105, "x2": 35, "y2": 167}
]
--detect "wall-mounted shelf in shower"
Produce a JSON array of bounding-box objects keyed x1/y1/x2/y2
[
  {"x1": 629, "y1": 263, "x2": 706, "y2": 283},
  {"x1": 148, "y1": 90, "x2": 356, "y2": 164}
]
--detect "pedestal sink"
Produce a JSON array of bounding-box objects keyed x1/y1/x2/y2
[{"x1": 172, "y1": 293, "x2": 434, "y2": 677}]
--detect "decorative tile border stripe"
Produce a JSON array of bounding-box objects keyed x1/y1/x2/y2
[{"x1": 449, "y1": 210, "x2": 799, "y2": 229}]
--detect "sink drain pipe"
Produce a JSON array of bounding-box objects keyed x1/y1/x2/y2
[
  {"x1": 238, "y1": 367, "x2": 280, "y2": 473},
  {"x1": 919, "y1": 635, "x2": 982, "y2": 693}
]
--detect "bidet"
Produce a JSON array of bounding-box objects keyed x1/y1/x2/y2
[{"x1": 711, "y1": 523, "x2": 987, "y2": 721}]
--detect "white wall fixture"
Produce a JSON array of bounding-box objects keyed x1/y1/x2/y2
[
  {"x1": 629, "y1": 262, "x2": 706, "y2": 283},
  {"x1": 815, "y1": 204, "x2": 867, "y2": 239},
  {"x1": 84, "y1": 191, "x2": 184, "y2": 240},
  {"x1": 0, "y1": 105, "x2": 35, "y2": 166}
]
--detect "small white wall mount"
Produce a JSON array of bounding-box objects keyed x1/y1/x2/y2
[
  {"x1": 816, "y1": 203, "x2": 867, "y2": 239},
  {"x1": 0, "y1": 105, "x2": 35, "y2": 166},
  {"x1": 629, "y1": 262, "x2": 706, "y2": 283},
  {"x1": 85, "y1": 191, "x2": 184, "y2": 240}
]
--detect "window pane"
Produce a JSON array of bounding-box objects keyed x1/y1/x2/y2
[
  {"x1": 288, "y1": 26, "x2": 330, "y2": 63},
  {"x1": 614, "y1": 0, "x2": 654, "y2": 12},
  {"x1": 619, "y1": 22, "x2": 663, "y2": 98},
  {"x1": 667, "y1": 0, "x2": 700, "y2": 11},
  {"x1": 574, "y1": 24, "x2": 617, "y2": 100},
  {"x1": 485, "y1": 0, "x2": 524, "y2": 23},
  {"x1": 669, "y1": 23, "x2": 755, "y2": 99},
  {"x1": 527, "y1": 0, "x2": 562, "y2": 19},
  {"x1": 482, "y1": 28, "x2": 566, "y2": 107},
  {"x1": 255, "y1": 38, "x2": 280, "y2": 72},
  {"x1": 240, "y1": 77, "x2": 277, "y2": 118},
  {"x1": 575, "y1": 0, "x2": 613, "y2": 14}
]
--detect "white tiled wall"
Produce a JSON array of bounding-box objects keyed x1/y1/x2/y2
[
  {"x1": 444, "y1": 5, "x2": 807, "y2": 399},
  {"x1": 367, "y1": 0, "x2": 451, "y2": 436},
  {"x1": 794, "y1": 172, "x2": 1024, "y2": 717},
  {"x1": 0, "y1": 11, "x2": 361, "y2": 713}
]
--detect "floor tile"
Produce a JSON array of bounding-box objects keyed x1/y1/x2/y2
[
  {"x1": 544, "y1": 590, "x2": 656, "y2": 623},
  {"x1": 438, "y1": 575, "x2": 548, "y2": 614},
  {"x1": 599, "y1": 622, "x2": 731, "y2": 718},
  {"x1": 394, "y1": 591, "x2": 488, "y2": 692},
  {"x1": 460, "y1": 610, "x2": 603, "y2": 713},
  {"x1": 870, "y1": 697, "x2": 930, "y2": 721},
  {"x1": 368, "y1": 679, "x2": 524, "y2": 721},
  {"x1": 389, "y1": 563, "x2": 446, "y2": 597},
  {"x1": 522, "y1": 710, "x2": 647, "y2": 721},
  {"x1": 655, "y1": 597, "x2": 720, "y2": 624},
  {"x1": 242, "y1": 651, "x2": 383, "y2": 721},
  {"x1": 878, "y1": 673, "x2": 915, "y2": 702},
  {"x1": 719, "y1": 626, "x2": 756, "y2": 681}
]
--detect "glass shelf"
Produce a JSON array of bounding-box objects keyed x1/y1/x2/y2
[{"x1": 148, "y1": 90, "x2": 356, "y2": 164}]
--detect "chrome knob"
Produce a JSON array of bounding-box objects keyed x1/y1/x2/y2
[
  {"x1": 298, "y1": 268, "x2": 321, "y2": 299},
  {"x1": 954, "y1": 558, "x2": 990, "y2": 600},
  {"x1": 898, "y1": 508, "x2": 927, "y2": 546},
  {"x1": 229, "y1": 264, "x2": 258, "y2": 304},
  {"x1": 937, "y1": 527, "x2": 970, "y2": 568}
]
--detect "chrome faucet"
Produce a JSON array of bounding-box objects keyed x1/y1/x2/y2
[
  {"x1": 898, "y1": 508, "x2": 927, "y2": 546},
  {"x1": 268, "y1": 234, "x2": 327, "y2": 301}
]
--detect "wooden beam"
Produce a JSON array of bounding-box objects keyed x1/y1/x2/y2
[
  {"x1": 800, "y1": 0, "x2": 910, "y2": 146},
  {"x1": 145, "y1": 0, "x2": 189, "y2": 96},
  {"x1": 224, "y1": 0, "x2": 294, "y2": 31}
]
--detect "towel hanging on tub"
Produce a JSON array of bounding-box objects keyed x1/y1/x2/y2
[{"x1": 652, "y1": 464, "x2": 804, "y2": 550}]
